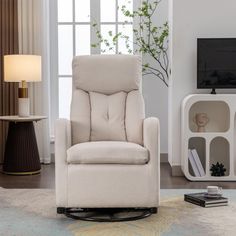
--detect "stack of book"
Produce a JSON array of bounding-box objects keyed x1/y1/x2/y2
[
  {"x1": 188, "y1": 149, "x2": 205, "y2": 177},
  {"x1": 184, "y1": 192, "x2": 228, "y2": 208}
]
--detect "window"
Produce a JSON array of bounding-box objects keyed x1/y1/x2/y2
[
  {"x1": 100, "y1": 0, "x2": 133, "y2": 54},
  {"x1": 51, "y1": 0, "x2": 136, "y2": 128},
  {"x1": 57, "y1": 0, "x2": 91, "y2": 119}
]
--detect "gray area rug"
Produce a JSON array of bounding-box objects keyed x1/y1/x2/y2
[{"x1": 0, "y1": 188, "x2": 236, "y2": 236}]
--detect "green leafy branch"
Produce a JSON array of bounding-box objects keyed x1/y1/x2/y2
[{"x1": 91, "y1": 0, "x2": 169, "y2": 86}]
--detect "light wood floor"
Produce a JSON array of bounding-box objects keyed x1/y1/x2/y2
[{"x1": 0, "y1": 163, "x2": 235, "y2": 189}]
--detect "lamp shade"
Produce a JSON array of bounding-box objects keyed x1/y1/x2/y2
[{"x1": 4, "y1": 55, "x2": 41, "y2": 82}]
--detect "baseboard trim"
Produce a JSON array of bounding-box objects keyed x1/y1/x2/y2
[
  {"x1": 160, "y1": 153, "x2": 168, "y2": 163},
  {"x1": 171, "y1": 165, "x2": 184, "y2": 176},
  {"x1": 51, "y1": 153, "x2": 55, "y2": 163}
]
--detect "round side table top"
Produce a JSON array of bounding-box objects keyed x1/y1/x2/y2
[{"x1": 0, "y1": 115, "x2": 47, "y2": 122}]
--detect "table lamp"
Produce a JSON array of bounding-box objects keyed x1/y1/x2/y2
[{"x1": 4, "y1": 55, "x2": 41, "y2": 117}]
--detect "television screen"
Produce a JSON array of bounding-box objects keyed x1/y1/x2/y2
[{"x1": 197, "y1": 38, "x2": 236, "y2": 88}]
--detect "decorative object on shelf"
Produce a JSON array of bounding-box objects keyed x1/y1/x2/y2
[
  {"x1": 193, "y1": 113, "x2": 209, "y2": 132},
  {"x1": 210, "y1": 162, "x2": 226, "y2": 176},
  {"x1": 188, "y1": 149, "x2": 200, "y2": 177},
  {"x1": 188, "y1": 149, "x2": 205, "y2": 177},
  {"x1": 4, "y1": 55, "x2": 41, "y2": 117},
  {"x1": 91, "y1": 0, "x2": 169, "y2": 86}
]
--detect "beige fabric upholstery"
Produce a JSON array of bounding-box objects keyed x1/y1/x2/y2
[
  {"x1": 55, "y1": 117, "x2": 160, "y2": 208},
  {"x1": 67, "y1": 164, "x2": 158, "y2": 208},
  {"x1": 67, "y1": 141, "x2": 149, "y2": 164},
  {"x1": 70, "y1": 89, "x2": 90, "y2": 144},
  {"x1": 55, "y1": 55, "x2": 160, "y2": 209},
  {"x1": 90, "y1": 91, "x2": 127, "y2": 141},
  {"x1": 55, "y1": 119, "x2": 71, "y2": 206},
  {"x1": 143, "y1": 117, "x2": 160, "y2": 206},
  {"x1": 71, "y1": 55, "x2": 144, "y2": 145},
  {"x1": 71, "y1": 89, "x2": 144, "y2": 144},
  {"x1": 72, "y1": 55, "x2": 141, "y2": 95},
  {"x1": 126, "y1": 90, "x2": 145, "y2": 145}
]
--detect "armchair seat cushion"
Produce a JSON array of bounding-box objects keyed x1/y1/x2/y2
[{"x1": 67, "y1": 141, "x2": 149, "y2": 165}]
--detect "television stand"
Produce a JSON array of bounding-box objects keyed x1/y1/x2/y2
[{"x1": 210, "y1": 88, "x2": 216, "y2": 94}]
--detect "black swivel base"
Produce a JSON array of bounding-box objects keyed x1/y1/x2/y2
[{"x1": 57, "y1": 207, "x2": 157, "y2": 222}]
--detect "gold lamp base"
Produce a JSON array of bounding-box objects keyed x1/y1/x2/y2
[
  {"x1": 18, "y1": 80, "x2": 28, "y2": 98},
  {"x1": 18, "y1": 87, "x2": 28, "y2": 98}
]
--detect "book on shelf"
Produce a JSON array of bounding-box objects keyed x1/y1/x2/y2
[
  {"x1": 184, "y1": 192, "x2": 228, "y2": 208},
  {"x1": 188, "y1": 149, "x2": 200, "y2": 177},
  {"x1": 191, "y1": 149, "x2": 205, "y2": 176},
  {"x1": 188, "y1": 149, "x2": 205, "y2": 177}
]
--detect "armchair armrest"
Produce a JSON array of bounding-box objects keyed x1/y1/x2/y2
[
  {"x1": 55, "y1": 118, "x2": 71, "y2": 206},
  {"x1": 143, "y1": 117, "x2": 160, "y2": 164},
  {"x1": 143, "y1": 117, "x2": 160, "y2": 205},
  {"x1": 55, "y1": 118, "x2": 71, "y2": 160}
]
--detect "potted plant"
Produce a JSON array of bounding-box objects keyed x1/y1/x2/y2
[
  {"x1": 210, "y1": 162, "x2": 226, "y2": 177},
  {"x1": 92, "y1": 0, "x2": 169, "y2": 86}
]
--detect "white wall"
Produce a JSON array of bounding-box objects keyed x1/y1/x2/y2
[
  {"x1": 169, "y1": 0, "x2": 236, "y2": 166},
  {"x1": 143, "y1": 0, "x2": 169, "y2": 154}
]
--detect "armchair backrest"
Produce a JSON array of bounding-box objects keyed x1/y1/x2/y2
[{"x1": 71, "y1": 55, "x2": 145, "y2": 145}]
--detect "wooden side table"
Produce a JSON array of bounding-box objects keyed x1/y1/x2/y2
[{"x1": 0, "y1": 116, "x2": 46, "y2": 175}]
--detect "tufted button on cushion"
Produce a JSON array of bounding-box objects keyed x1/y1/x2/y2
[
  {"x1": 70, "y1": 55, "x2": 144, "y2": 145},
  {"x1": 90, "y1": 91, "x2": 127, "y2": 141}
]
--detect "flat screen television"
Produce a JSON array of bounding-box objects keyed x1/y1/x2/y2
[{"x1": 197, "y1": 38, "x2": 236, "y2": 93}]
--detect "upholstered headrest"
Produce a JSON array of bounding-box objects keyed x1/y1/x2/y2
[{"x1": 72, "y1": 55, "x2": 142, "y2": 95}]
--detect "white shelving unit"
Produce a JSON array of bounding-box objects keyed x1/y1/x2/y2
[{"x1": 181, "y1": 94, "x2": 236, "y2": 181}]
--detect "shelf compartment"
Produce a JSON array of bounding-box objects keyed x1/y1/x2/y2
[
  {"x1": 210, "y1": 137, "x2": 229, "y2": 177},
  {"x1": 189, "y1": 101, "x2": 230, "y2": 133},
  {"x1": 188, "y1": 137, "x2": 206, "y2": 177}
]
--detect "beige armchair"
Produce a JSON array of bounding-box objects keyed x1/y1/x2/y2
[{"x1": 55, "y1": 55, "x2": 160, "y2": 221}]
